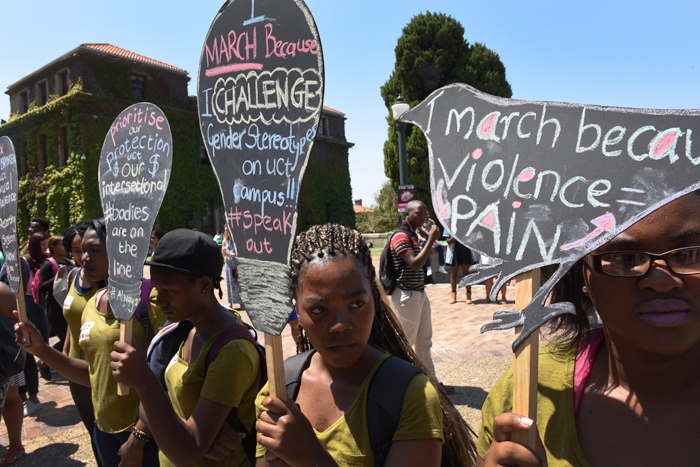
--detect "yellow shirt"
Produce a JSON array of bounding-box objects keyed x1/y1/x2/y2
[
  {"x1": 255, "y1": 353, "x2": 443, "y2": 466},
  {"x1": 79, "y1": 291, "x2": 145, "y2": 433},
  {"x1": 148, "y1": 286, "x2": 167, "y2": 335},
  {"x1": 160, "y1": 317, "x2": 261, "y2": 467},
  {"x1": 478, "y1": 342, "x2": 591, "y2": 467},
  {"x1": 63, "y1": 270, "x2": 97, "y2": 359}
]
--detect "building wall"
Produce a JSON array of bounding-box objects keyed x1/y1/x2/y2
[{"x1": 2, "y1": 51, "x2": 354, "y2": 240}]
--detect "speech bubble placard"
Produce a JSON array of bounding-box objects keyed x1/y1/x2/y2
[
  {"x1": 198, "y1": 0, "x2": 324, "y2": 335},
  {"x1": 98, "y1": 103, "x2": 172, "y2": 321},
  {"x1": 0, "y1": 137, "x2": 20, "y2": 294},
  {"x1": 399, "y1": 84, "x2": 700, "y2": 350}
]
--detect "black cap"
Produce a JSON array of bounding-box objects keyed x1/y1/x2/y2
[{"x1": 145, "y1": 229, "x2": 223, "y2": 277}]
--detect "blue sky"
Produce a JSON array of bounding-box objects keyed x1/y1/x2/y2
[{"x1": 1, "y1": 0, "x2": 698, "y2": 206}]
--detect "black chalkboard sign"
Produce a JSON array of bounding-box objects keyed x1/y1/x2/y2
[
  {"x1": 0, "y1": 137, "x2": 19, "y2": 294},
  {"x1": 98, "y1": 103, "x2": 172, "y2": 321},
  {"x1": 198, "y1": 0, "x2": 324, "y2": 335},
  {"x1": 398, "y1": 84, "x2": 700, "y2": 349}
]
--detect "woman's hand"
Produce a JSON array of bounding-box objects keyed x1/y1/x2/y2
[
  {"x1": 56, "y1": 265, "x2": 67, "y2": 279},
  {"x1": 205, "y1": 425, "x2": 246, "y2": 461},
  {"x1": 14, "y1": 314, "x2": 49, "y2": 357},
  {"x1": 117, "y1": 434, "x2": 145, "y2": 467},
  {"x1": 256, "y1": 396, "x2": 336, "y2": 467},
  {"x1": 111, "y1": 341, "x2": 151, "y2": 394},
  {"x1": 480, "y1": 414, "x2": 547, "y2": 467}
]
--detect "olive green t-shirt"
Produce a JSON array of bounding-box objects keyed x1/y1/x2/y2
[
  {"x1": 63, "y1": 270, "x2": 97, "y2": 359},
  {"x1": 160, "y1": 318, "x2": 261, "y2": 467},
  {"x1": 79, "y1": 291, "x2": 145, "y2": 434},
  {"x1": 255, "y1": 353, "x2": 444, "y2": 466},
  {"x1": 147, "y1": 286, "x2": 167, "y2": 335},
  {"x1": 478, "y1": 342, "x2": 592, "y2": 467}
]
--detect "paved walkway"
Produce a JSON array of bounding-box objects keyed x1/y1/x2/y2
[{"x1": 1, "y1": 266, "x2": 517, "y2": 448}]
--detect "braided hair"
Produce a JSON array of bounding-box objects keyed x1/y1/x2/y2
[{"x1": 290, "y1": 224, "x2": 475, "y2": 467}]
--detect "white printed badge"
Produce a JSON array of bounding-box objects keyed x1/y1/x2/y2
[
  {"x1": 79, "y1": 322, "x2": 95, "y2": 342},
  {"x1": 63, "y1": 295, "x2": 74, "y2": 309}
]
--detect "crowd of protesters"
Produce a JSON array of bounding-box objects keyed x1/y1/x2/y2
[{"x1": 0, "y1": 190, "x2": 695, "y2": 467}]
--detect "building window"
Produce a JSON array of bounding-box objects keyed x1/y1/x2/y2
[
  {"x1": 20, "y1": 91, "x2": 29, "y2": 114},
  {"x1": 59, "y1": 124, "x2": 69, "y2": 166},
  {"x1": 57, "y1": 70, "x2": 70, "y2": 96},
  {"x1": 131, "y1": 74, "x2": 145, "y2": 98},
  {"x1": 318, "y1": 117, "x2": 328, "y2": 136},
  {"x1": 38, "y1": 134, "x2": 47, "y2": 171},
  {"x1": 38, "y1": 81, "x2": 48, "y2": 106}
]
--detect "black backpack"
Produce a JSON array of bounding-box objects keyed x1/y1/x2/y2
[
  {"x1": 147, "y1": 320, "x2": 267, "y2": 464},
  {"x1": 284, "y1": 351, "x2": 421, "y2": 466},
  {"x1": 379, "y1": 224, "x2": 415, "y2": 295}
]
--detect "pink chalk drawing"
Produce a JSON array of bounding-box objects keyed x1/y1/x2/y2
[
  {"x1": 479, "y1": 113, "x2": 498, "y2": 137},
  {"x1": 480, "y1": 211, "x2": 496, "y2": 229},
  {"x1": 435, "y1": 179, "x2": 451, "y2": 218},
  {"x1": 512, "y1": 201, "x2": 521, "y2": 209},
  {"x1": 472, "y1": 148, "x2": 483, "y2": 160},
  {"x1": 205, "y1": 62, "x2": 263, "y2": 77},
  {"x1": 519, "y1": 169, "x2": 535, "y2": 182},
  {"x1": 652, "y1": 130, "x2": 677, "y2": 157},
  {"x1": 560, "y1": 213, "x2": 617, "y2": 251}
]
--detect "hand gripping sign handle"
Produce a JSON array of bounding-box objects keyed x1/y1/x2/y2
[
  {"x1": 117, "y1": 319, "x2": 133, "y2": 396},
  {"x1": 512, "y1": 269, "x2": 540, "y2": 449}
]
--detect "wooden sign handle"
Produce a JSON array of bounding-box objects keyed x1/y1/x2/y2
[
  {"x1": 16, "y1": 267, "x2": 30, "y2": 345},
  {"x1": 117, "y1": 319, "x2": 133, "y2": 396},
  {"x1": 512, "y1": 269, "x2": 540, "y2": 449},
  {"x1": 265, "y1": 333, "x2": 286, "y2": 399}
]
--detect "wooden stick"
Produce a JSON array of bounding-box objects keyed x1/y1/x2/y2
[
  {"x1": 16, "y1": 265, "x2": 30, "y2": 345},
  {"x1": 265, "y1": 333, "x2": 286, "y2": 399},
  {"x1": 512, "y1": 269, "x2": 540, "y2": 449},
  {"x1": 117, "y1": 318, "x2": 133, "y2": 396}
]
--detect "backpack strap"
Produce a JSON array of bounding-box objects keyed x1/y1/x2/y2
[
  {"x1": 48, "y1": 257, "x2": 58, "y2": 273},
  {"x1": 367, "y1": 356, "x2": 422, "y2": 466},
  {"x1": 204, "y1": 323, "x2": 268, "y2": 466},
  {"x1": 146, "y1": 320, "x2": 194, "y2": 392},
  {"x1": 283, "y1": 350, "x2": 315, "y2": 401}
]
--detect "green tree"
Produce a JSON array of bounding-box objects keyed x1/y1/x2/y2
[
  {"x1": 380, "y1": 12, "x2": 512, "y2": 217},
  {"x1": 355, "y1": 180, "x2": 401, "y2": 233}
]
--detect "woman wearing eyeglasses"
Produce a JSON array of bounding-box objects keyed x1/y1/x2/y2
[{"x1": 476, "y1": 192, "x2": 700, "y2": 467}]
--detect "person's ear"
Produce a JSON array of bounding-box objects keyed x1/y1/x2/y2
[{"x1": 198, "y1": 275, "x2": 214, "y2": 294}]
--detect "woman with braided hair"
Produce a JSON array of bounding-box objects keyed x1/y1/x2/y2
[{"x1": 255, "y1": 223, "x2": 475, "y2": 466}]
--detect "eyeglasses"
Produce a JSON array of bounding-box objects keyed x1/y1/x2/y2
[{"x1": 583, "y1": 246, "x2": 700, "y2": 277}]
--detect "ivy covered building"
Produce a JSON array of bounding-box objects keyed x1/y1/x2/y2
[{"x1": 1, "y1": 43, "x2": 355, "y2": 240}]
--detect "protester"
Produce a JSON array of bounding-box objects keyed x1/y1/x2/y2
[
  {"x1": 213, "y1": 230, "x2": 223, "y2": 245},
  {"x1": 477, "y1": 192, "x2": 700, "y2": 466},
  {"x1": 0, "y1": 278, "x2": 26, "y2": 465},
  {"x1": 18, "y1": 232, "x2": 50, "y2": 415},
  {"x1": 222, "y1": 225, "x2": 241, "y2": 308},
  {"x1": 254, "y1": 223, "x2": 475, "y2": 466},
  {"x1": 63, "y1": 222, "x2": 87, "y2": 267},
  {"x1": 149, "y1": 231, "x2": 163, "y2": 259},
  {"x1": 388, "y1": 200, "x2": 450, "y2": 391},
  {"x1": 480, "y1": 255, "x2": 507, "y2": 304},
  {"x1": 445, "y1": 230, "x2": 476, "y2": 304},
  {"x1": 38, "y1": 235, "x2": 72, "y2": 363},
  {"x1": 417, "y1": 219, "x2": 447, "y2": 276},
  {"x1": 16, "y1": 219, "x2": 161, "y2": 467},
  {"x1": 111, "y1": 229, "x2": 263, "y2": 466},
  {"x1": 20, "y1": 218, "x2": 50, "y2": 255}
]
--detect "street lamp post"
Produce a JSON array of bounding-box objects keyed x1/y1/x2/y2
[{"x1": 392, "y1": 95, "x2": 410, "y2": 219}]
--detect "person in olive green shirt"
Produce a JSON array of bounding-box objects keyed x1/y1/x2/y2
[
  {"x1": 254, "y1": 224, "x2": 475, "y2": 467},
  {"x1": 17, "y1": 219, "x2": 162, "y2": 467},
  {"x1": 477, "y1": 193, "x2": 700, "y2": 467},
  {"x1": 111, "y1": 229, "x2": 262, "y2": 467}
]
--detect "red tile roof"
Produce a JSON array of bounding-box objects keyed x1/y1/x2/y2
[
  {"x1": 353, "y1": 204, "x2": 375, "y2": 213},
  {"x1": 80, "y1": 43, "x2": 187, "y2": 74},
  {"x1": 323, "y1": 105, "x2": 345, "y2": 116}
]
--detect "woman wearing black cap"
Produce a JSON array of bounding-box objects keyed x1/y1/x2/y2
[{"x1": 111, "y1": 229, "x2": 263, "y2": 467}]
